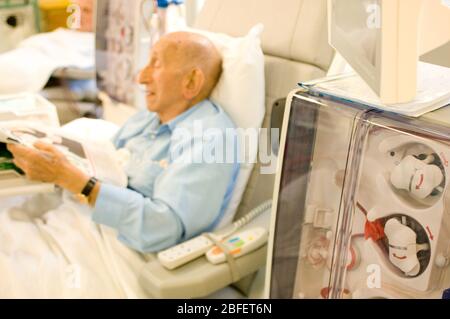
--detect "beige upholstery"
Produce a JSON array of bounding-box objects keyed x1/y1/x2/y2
[
  {"x1": 136, "y1": 0, "x2": 335, "y2": 299},
  {"x1": 195, "y1": 0, "x2": 334, "y2": 219}
]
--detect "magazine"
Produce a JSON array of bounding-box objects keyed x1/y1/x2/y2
[{"x1": 0, "y1": 121, "x2": 127, "y2": 197}]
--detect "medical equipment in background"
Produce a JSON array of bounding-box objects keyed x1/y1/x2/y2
[
  {"x1": 155, "y1": 0, "x2": 186, "y2": 36},
  {"x1": 38, "y1": 0, "x2": 70, "y2": 32},
  {"x1": 0, "y1": 0, "x2": 40, "y2": 53},
  {"x1": 95, "y1": 0, "x2": 157, "y2": 110},
  {"x1": 265, "y1": 89, "x2": 450, "y2": 299},
  {"x1": 328, "y1": 0, "x2": 450, "y2": 104},
  {"x1": 41, "y1": 71, "x2": 99, "y2": 124},
  {"x1": 184, "y1": 0, "x2": 203, "y2": 27}
]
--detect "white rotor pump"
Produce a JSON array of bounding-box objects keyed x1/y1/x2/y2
[
  {"x1": 384, "y1": 218, "x2": 429, "y2": 277},
  {"x1": 379, "y1": 136, "x2": 445, "y2": 201},
  {"x1": 390, "y1": 154, "x2": 444, "y2": 200}
]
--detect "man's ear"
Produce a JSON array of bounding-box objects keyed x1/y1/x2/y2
[{"x1": 182, "y1": 68, "x2": 205, "y2": 101}]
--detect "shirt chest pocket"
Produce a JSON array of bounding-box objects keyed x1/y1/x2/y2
[{"x1": 126, "y1": 159, "x2": 169, "y2": 196}]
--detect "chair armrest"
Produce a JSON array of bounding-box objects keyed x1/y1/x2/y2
[
  {"x1": 139, "y1": 244, "x2": 267, "y2": 299},
  {"x1": 138, "y1": 205, "x2": 272, "y2": 298}
]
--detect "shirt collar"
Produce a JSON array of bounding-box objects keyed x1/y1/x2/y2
[{"x1": 157, "y1": 99, "x2": 209, "y2": 133}]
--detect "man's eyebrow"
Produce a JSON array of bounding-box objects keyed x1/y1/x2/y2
[
  {"x1": 151, "y1": 48, "x2": 164, "y2": 61},
  {"x1": 147, "y1": 51, "x2": 159, "y2": 64}
]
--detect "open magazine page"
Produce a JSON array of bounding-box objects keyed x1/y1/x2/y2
[
  {"x1": 0, "y1": 123, "x2": 56, "y2": 197},
  {"x1": 0, "y1": 121, "x2": 127, "y2": 193},
  {"x1": 0, "y1": 142, "x2": 18, "y2": 173}
]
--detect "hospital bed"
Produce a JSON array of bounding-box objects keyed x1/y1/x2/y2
[
  {"x1": 0, "y1": 0, "x2": 335, "y2": 298},
  {"x1": 0, "y1": 27, "x2": 96, "y2": 124},
  {"x1": 41, "y1": 66, "x2": 98, "y2": 124}
]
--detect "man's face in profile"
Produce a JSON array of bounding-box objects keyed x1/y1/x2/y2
[{"x1": 138, "y1": 38, "x2": 185, "y2": 114}]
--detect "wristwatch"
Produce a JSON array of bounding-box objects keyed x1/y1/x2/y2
[{"x1": 75, "y1": 177, "x2": 98, "y2": 204}]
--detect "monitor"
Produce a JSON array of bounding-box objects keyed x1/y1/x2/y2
[
  {"x1": 0, "y1": 0, "x2": 39, "y2": 53},
  {"x1": 328, "y1": 0, "x2": 450, "y2": 104}
]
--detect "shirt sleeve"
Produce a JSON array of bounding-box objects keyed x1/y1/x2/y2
[{"x1": 92, "y1": 132, "x2": 237, "y2": 253}]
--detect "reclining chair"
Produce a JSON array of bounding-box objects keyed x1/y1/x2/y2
[{"x1": 138, "y1": 0, "x2": 335, "y2": 298}]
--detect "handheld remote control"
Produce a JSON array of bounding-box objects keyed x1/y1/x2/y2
[
  {"x1": 206, "y1": 227, "x2": 268, "y2": 264},
  {"x1": 157, "y1": 235, "x2": 215, "y2": 270}
]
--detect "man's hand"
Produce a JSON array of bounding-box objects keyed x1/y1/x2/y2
[{"x1": 7, "y1": 141, "x2": 89, "y2": 194}]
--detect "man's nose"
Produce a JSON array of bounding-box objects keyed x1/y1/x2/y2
[{"x1": 138, "y1": 67, "x2": 151, "y2": 84}]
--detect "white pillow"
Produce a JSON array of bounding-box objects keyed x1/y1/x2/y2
[
  {"x1": 184, "y1": 24, "x2": 266, "y2": 228},
  {"x1": 187, "y1": 24, "x2": 265, "y2": 130}
]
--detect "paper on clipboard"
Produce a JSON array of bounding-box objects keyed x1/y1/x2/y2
[{"x1": 300, "y1": 62, "x2": 450, "y2": 117}]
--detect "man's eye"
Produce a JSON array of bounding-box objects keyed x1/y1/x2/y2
[{"x1": 153, "y1": 60, "x2": 161, "y2": 67}]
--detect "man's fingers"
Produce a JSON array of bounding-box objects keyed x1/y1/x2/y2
[
  {"x1": 9, "y1": 142, "x2": 59, "y2": 159},
  {"x1": 7, "y1": 143, "x2": 29, "y2": 156},
  {"x1": 34, "y1": 141, "x2": 66, "y2": 160},
  {"x1": 13, "y1": 158, "x2": 27, "y2": 171},
  {"x1": 7, "y1": 143, "x2": 22, "y2": 152},
  {"x1": 34, "y1": 141, "x2": 58, "y2": 153},
  {"x1": 7, "y1": 143, "x2": 50, "y2": 167},
  {"x1": 13, "y1": 158, "x2": 38, "y2": 181}
]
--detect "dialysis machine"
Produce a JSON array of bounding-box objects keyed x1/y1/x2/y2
[
  {"x1": 265, "y1": 90, "x2": 450, "y2": 299},
  {"x1": 95, "y1": 0, "x2": 155, "y2": 109},
  {"x1": 264, "y1": 0, "x2": 450, "y2": 299}
]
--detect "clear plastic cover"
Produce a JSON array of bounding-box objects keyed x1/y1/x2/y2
[{"x1": 269, "y1": 92, "x2": 450, "y2": 299}]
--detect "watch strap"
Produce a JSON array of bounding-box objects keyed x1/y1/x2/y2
[{"x1": 81, "y1": 177, "x2": 98, "y2": 197}]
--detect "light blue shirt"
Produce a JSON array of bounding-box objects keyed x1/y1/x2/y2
[{"x1": 92, "y1": 100, "x2": 239, "y2": 253}]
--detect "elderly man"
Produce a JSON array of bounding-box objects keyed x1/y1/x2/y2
[{"x1": 7, "y1": 31, "x2": 239, "y2": 255}]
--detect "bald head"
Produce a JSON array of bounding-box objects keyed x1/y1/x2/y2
[
  {"x1": 139, "y1": 31, "x2": 223, "y2": 123},
  {"x1": 160, "y1": 32, "x2": 223, "y2": 100}
]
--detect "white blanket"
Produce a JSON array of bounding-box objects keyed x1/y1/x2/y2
[
  {"x1": 0, "y1": 29, "x2": 94, "y2": 95},
  {"x1": 0, "y1": 191, "x2": 152, "y2": 298}
]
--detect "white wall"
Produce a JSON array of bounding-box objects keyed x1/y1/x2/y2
[{"x1": 185, "y1": 0, "x2": 206, "y2": 26}]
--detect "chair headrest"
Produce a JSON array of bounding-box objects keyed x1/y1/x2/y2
[{"x1": 195, "y1": 0, "x2": 334, "y2": 71}]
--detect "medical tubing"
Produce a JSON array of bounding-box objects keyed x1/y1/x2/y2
[{"x1": 215, "y1": 200, "x2": 272, "y2": 240}]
